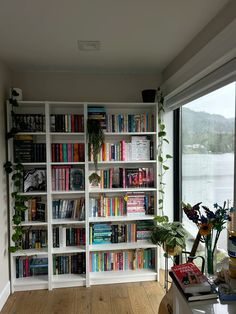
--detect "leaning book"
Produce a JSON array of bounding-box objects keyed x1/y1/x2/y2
[
  {"x1": 169, "y1": 272, "x2": 218, "y2": 302},
  {"x1": 171, "y1": 262, "x2": 211, "y2": 294}
]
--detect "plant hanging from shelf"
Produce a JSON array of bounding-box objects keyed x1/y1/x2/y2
[
  {"x1": 156, "y1": 88, "x2": 172, "y2": 215},
  {"x1": 4, "y1": 161, "x2": 30, "y2": 252},
  {"x1": 87, "y1": 119, "x2": 104, "y2": 185},
  {"x1": 7, "y1": 88, "x2": 21, "y2": 139}
]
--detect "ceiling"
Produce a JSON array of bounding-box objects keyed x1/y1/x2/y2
[{"x1": 0, "y1": 0, "x2": 229, "y2": 74}]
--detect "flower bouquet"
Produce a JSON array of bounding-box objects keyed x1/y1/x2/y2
[{"x1": 182, "y1": 202, "x2": 232, "y2": 277}]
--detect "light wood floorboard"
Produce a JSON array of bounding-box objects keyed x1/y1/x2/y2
[{"x1": 1, "y1": 281, "x2": 165, "y2": 314}]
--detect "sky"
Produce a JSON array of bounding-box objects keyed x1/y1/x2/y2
[{"x1": 185, "y1": 82, "x2": 235, "y2": 118}]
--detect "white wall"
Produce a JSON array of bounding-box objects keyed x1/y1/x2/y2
[
  {"x1": 12, "y1": 71, "x2": 160, "y2": 102},
  {"x1": 0, "y1": 60, "x2": 11, "y2": 310}
]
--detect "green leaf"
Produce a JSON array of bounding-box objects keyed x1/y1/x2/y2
[
  {"x1": 158, "y1": 131, "x2": 166, "y2": 137},
  {"x1": 158, "y1": 156, "x2": 163, "y2": 162},
  {"x1": 160, "y1": 124, "x2": 165, "y2": 131},
  {"x1": 166, "y1": 154, "x2": 173, "y2": 159},
  {"x1": 163, "y1": 165, "x2": 169, "y2": 171},
  {"x1": 163, "y1": 138, "x2": 169, "y2": 144},
  {"x1": 158, "y1": 199, "x2": 163, "y2": 204},
  {"x1": 9, "y1": 246, "x2": 17, "y2": 253},
  {"x1": 158, "y1": 190, "x2": 164, "y2": 194}
]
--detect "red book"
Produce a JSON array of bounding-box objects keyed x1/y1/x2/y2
[
  {"x1": 74, "y1": 144, "x2": 79, "y2": 162},
  {"x1": 71, "y1": 115, "x2": 75, "y2": 132},
  {"x1": 59, "y1": 144, "x2": 63, "y2": 162},
  {"x1": 171, "y1": 263, "x2": 211, "y2": 293}
]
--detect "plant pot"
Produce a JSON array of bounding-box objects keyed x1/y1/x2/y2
[{"x1": 142, "y1": 89, "x2": 156, "y2": 103}]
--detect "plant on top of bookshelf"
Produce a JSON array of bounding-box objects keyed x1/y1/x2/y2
[
  {"x1": 4, "y1": 161, "x2": 30, "y2": 252},
  {"x1": 151, "y1": 215, "x2": 187, "y2": 256},
  {"x1": 156, "y1": 88, "x2": 172, "y2": 215},
  {"x1": 87, "y1": 117, "x2": 104, "y2": 185}
]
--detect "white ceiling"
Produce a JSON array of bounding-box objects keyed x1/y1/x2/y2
[{"x1": 0, "y1": 0, "x2": 229, "y2": 74}]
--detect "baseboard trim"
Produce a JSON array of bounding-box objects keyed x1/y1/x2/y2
[{"x1": 0, "y1": 281, "x2": 10, "y2": 311}]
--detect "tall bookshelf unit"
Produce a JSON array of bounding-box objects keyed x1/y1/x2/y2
[{"x1": 7, "y1": 101, "x2": 159, "y2": 292}]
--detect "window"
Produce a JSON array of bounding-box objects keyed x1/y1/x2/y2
[{"x1": 181, "y1": 82, "x2": 235, "y2": 251}]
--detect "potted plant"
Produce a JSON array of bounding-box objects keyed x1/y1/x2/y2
[
  {"x1": 87, "y1": 119, "x2": 104, "y2": 185},
  {"x1": 151, "y1": 216, "x2": 187, "y2": 256}
]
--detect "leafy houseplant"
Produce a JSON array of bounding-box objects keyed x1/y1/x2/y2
[
  {"x1": 151, "y1": 216, "x2": 187, "y2": 256},
  {"x1": 4, "y1": 161, "x2": 30, "y2": 252},
  {"x1": 156, "y1": 88, "x2": 172, "y2": 214},
  {"x1": 87, "y1": 119, "x2": 104, "y2": 185},
  {"x1": 7, "y1": 88, "x2": 20, "y2": 139}
]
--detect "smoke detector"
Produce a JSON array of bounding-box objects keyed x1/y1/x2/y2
[{"x1": 78, "y1": 40, "x2": 101, "y2": 51}]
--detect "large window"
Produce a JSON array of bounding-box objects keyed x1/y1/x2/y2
[{"x1": 181, "y1": 82, "x2": 235, "y2": 250}]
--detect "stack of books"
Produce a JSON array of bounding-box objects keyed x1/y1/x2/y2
[
  {"x1": 136, "y1": 221, "x2": 153, "y2": 241},
  {"x1": 90, "y1": 224, "x2": 112, "y2": 244},
  {"x1": 170, "y1": 262, "x2": 218, "y2": 301},
  {"x1": 14, "y1": 136, "x2": 46, "y2": 163},
  {"x1": 88, "y1": 106, "x2": 106, "y2": 129}
]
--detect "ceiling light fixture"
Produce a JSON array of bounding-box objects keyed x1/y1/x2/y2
[{"x1": 77, "y1": 40, "x2": 101, "y2": 51}]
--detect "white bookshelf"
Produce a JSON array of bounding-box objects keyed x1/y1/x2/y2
[{"x1": 7, "y1": 101, "x2": 159, "y2": 292}]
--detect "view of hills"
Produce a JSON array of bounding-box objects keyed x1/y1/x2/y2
[{"x1": 182, "y1": 107, "x2": 234, "y2": 154}]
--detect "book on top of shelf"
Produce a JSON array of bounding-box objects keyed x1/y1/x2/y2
[
  {"x1": 171, "y1": 262, "x2": 212, "y2": 294},
  {"x1": 23, "y1": 168, "x2": 46, "y2": 192}
]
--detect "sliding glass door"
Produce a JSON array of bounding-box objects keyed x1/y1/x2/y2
[{"x1": 181, "y1": 82, "x2": 235, "y2": 250}]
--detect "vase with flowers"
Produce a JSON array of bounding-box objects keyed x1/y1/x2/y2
[{"x1": 182, "y1": 201, "x2": 232, "y2": 278}]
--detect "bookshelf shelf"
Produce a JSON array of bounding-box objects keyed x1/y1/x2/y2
[
  {"x1": 89, "y1": 241, "x2": 156, "y2": 252},
  {"x1": 89, "y1": 187, "x2": 157, "y2": 193},
  {"x1": 14, "y1": 275, "x2": 49, "y2": 291},
  {"x1": 51, "y1": 191, "x2": 85, "y2": 195},
  {"x1": 12, "y1": 248, "x2": 48, "y2": 257},
  {"x1": 16, "y1": 221, "x2": 48, "y2": 227},
  {"x1": 52, "y1": 219, "x2": 85, "y2": 225},
  {"x1": 89, "y1": 215, "x2": 155, "y2": 223},
  {"x1": 90, "y1": 270, "x2": 157, "y2": 285},
  {"x1": 8, "y1": 100, "x2": 159, "y2": 292},
  {"x1": 52, "y1": 246, "x2": 86, "y2": 254}
]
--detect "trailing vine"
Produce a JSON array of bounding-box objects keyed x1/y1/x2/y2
[
  {"x1": 4, "y1": 162, "x2": 30, "y2": 253},
  {"x1": 7, "y1": 88, "x2": 20, "y2": 140},
  {"x1": 87, "y1": 119, "x2": 104, "y2": 185},
  {"x1": 157, "y1": 88, "x2": 172, "y2": 215}
]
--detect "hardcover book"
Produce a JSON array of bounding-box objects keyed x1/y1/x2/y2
[
  {"x1": 171, "y1": 262, "x2": 211, "y2": 294},
  {"x1": 23, "y1": 168, "x2": 46, "y2": 192},
  {"x1": 70, "y1": 168, "x2": 84, "y2": 190}
]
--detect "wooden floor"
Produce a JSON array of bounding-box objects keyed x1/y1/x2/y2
[{"x1": 2, "y1": 281, "x2": 165, "y2": 314}]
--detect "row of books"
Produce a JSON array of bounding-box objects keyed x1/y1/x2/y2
[
  {"x1": 20, "y1": 229, "x2": 47, "y2": 249},
  {"x1": 89, "y1": 222, "x2": 152, "y2": 245},
  {"x1": 13, "y1": 114, "x2": 45, "y2": 132},
  {"x1": 22, "y1": 198, "x2": 46, "y2": 222},
  {"x1": 51, "y1": 143, "x2": 85, "y2": 162},
  {"x1": 51, "y1": 167, "x2": 84, "y2": 191},
  {"x1": 89, "y1": 168, "x2": 154, "y2": 189},
  {"x1": 89, "y1": 137, "x2": 154, "y2": 162},
  {"x1": 89, "y1": 193, "x2": 154, "y2": 218},
  {"x1": 14, "y1": 136, "x2": 46, "y2": 162},
  {"x1": 50, "y1": 114, "x2": 84, "y2": 133},
  {"x1": 53, "y1": 227, "x2": 85, "y2": 248},
  {"x1": 90, "y1": 249, "x2": 155, "y2": 272},
  {"x1": 53, "y1": 253, "x2": 86, "y2": 275},
  {"x1": 52, "y1": 198, "x2": 85, "y2": 220},
  {"x1": 106, "y1": 113, "x2": 155, "y2": 133},
  {"x1": 16, "y1": 257, "x2": 48, "y2": 278},
  {"x1": 89, "y1": 223, "x2": 137, "y2": 244}
]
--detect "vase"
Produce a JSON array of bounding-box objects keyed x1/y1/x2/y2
[{"x1": 205, "y1": 233, "x2": 217, "y2": 280}]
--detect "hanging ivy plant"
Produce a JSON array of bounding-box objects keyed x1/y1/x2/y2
[
  {"x1": 87, "y1": 119, "x2": 104, "y2": 184},
  {"x1": 157, "y1": 88, "x2": 173, "y2": 215},
  {"x1": 7, "y1": 88, "x2": 20, "y2": 140}
]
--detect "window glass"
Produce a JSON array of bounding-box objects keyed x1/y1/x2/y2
[{"x1": 182, "y1": 82, "x2": 235, "y2": 251}]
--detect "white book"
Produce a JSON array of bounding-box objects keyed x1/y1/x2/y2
[{"x1": 59, "y1": 226, "x2": 67, "y2": 247}]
